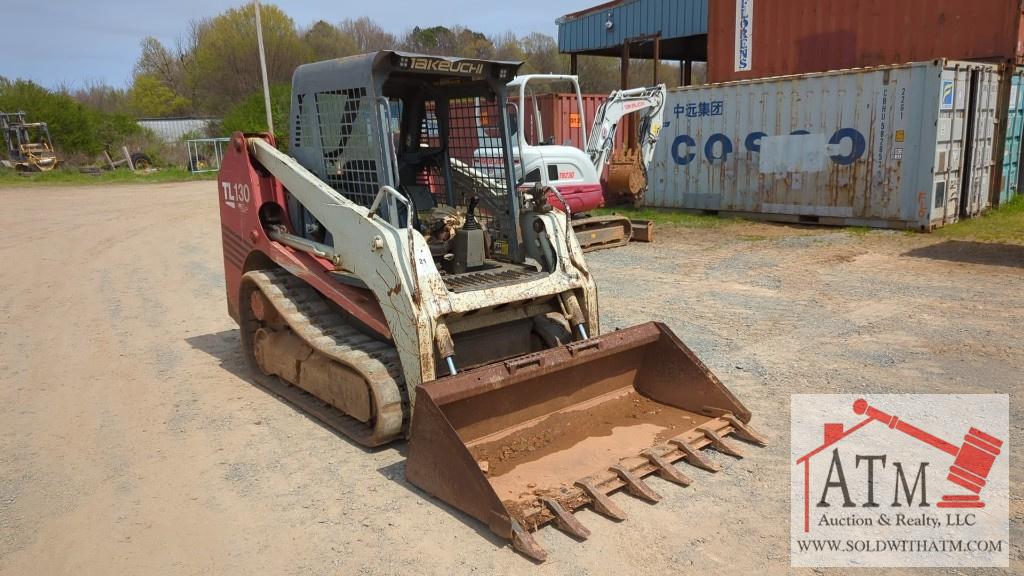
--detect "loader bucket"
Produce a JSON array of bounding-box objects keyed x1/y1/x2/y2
[{"x1": 405, "y1": 322, "x2": 767, "y2": 562}]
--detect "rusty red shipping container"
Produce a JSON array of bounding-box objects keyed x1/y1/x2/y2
[
  {"x1": 709, "y1": 0, "x2": 1024, "y2": 83},
  {"x1": 520, "y1": 93, "x2": 626, "y2": 151}
]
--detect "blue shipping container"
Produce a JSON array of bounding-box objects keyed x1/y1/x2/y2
[{"x1": 999, "y1": 68, "x2": 1024, "y2": 206}]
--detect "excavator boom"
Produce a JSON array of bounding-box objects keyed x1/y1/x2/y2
[
  {"x1": 592, "y1": 85, "x2": 667, "y2": 205},
  {"x1": 498, "y1": 75, "x2": 666, "y2": 249}
]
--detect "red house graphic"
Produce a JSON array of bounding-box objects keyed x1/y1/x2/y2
[{"x1": 795, "y1": 399, "x2": 1003, "y2": 533}]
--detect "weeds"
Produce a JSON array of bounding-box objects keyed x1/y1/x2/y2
[{"x1": 0, "y1": 168, "x2": 217, "y2": 187}]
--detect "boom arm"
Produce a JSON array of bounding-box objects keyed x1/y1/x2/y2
[
  {"x1": 586, "y1": 84, "x2": 667, "y2": 176},
  {"x1": 244, "y1": 136, "x2": 599, "y2": 399}
]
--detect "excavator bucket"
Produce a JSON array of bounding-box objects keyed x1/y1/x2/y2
[
  {"x1": 405, "y1": 322, "x2": 767, "y2": 562},
  {"x1": 605, "y1": 148, "x2": 646, "y2": 207}
]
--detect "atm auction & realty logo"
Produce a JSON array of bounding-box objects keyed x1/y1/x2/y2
[{"x1": 790, "y1": 394, "x2": 1008, "y2": 568}]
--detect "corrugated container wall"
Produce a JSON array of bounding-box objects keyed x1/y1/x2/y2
[
  {"x1": 1000, "y1": 67, "x2": 1024, "y2": 204},
  {"x1": 708, "y1": 0, "x2": 1023, "y2": 83},
  {"x1": 520, "y1": 94, "x2": 625, "y2": 151},
  {"x1": 136, "y1": 118, "x2": 218, "y2": 143},
  {"x1": 648, "y1": 60, "x2": 1001, "y2": 229}
]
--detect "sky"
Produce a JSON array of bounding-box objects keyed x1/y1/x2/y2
[{"x1": 0, "y1": 0, "x2": 595, "y2": 89}]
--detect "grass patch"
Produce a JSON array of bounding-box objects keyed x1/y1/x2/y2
[
  {"x1": 934, "y1": 195, "x2": 1024, "y2": 244},
  {"x1": 592, "y1": 206, "x2": 735, "y2": 228},
  {"x1": 844, "y1": 226, "x2": 874, "y2": 236},
  {"x1": 0, "y1": 167, "x2": 217, "y2": 187}
]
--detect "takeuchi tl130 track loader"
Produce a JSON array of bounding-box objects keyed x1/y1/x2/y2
[{"x1": 217, "y1": 51, "x2": 766, "y2": 562}]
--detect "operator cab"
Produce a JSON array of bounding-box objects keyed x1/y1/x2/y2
[{"x1": 289, "y1": 51, "x2": 555, "y2": 287}]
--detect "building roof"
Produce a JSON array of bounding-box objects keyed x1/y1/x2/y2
[
  {"x1": 556, "y1": 0, "x2": 708, "y2": 59},
  {"x1": 557, "y1": 0, "x2": 630, "y2": 23}
]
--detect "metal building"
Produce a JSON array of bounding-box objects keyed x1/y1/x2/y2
[
  {"x1": 556, "y1": 0, "x2": 709, "y2": 87},
  {"x1": 136, "y1": 117, "x2": 219, "y2": 143}
]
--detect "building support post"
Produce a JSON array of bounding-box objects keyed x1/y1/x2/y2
[
  {"x1": 620, "y1": 42, "x2": 630, "y2": 90},
  {"x1": 621, "y1": 42, "x2": 634, "y2": 147},
  {"x1": 653, "y1": 36, "x2": 660, "y2": 85}
]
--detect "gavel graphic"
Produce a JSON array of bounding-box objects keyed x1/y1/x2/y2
[{"x1": 853, "y1": 399, "x2": 1003, "y2": 508}]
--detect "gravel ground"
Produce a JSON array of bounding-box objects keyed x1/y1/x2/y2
[{"x1": 0, "y1": 182, "x2": 1020, "y2": 575}]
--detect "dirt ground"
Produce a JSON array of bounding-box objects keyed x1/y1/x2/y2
[{"x1": 0, "y1": 181, "x2": 1020, "y2": 575}]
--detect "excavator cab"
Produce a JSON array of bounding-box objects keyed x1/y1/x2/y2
[{"x1": 219, "y1": 51, "x2": 764, "y2": 562}]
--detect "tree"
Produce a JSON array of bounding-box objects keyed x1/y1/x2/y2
[
  {"x1": 132, "y1": 36, "x2": 199, "y2": 114},
  {"x1": 519, "y1": 33, "x2": 566, "y2": 75},
  {"x1": 303, "y1": 20, "x2": 357, "y2": 61},
  {"x1": 0, "y1": 79, "x2": 140, "y2": 156},
  {"x1": 576, "y1": 56, "x2": 620, "y2": 93},
  {"x1": 71, "y1": 81, "x2": 131, "y2": 115},
  {"x1": 190, "y1": 2, "x2": 309, "y2": 113},
  {"x1": 452, "y1": 27, "x2": 495, "y2": 59},
  {"x1": 339, "y1": 17, "x2": 396, "y2": 52},
  {"x1": 221, "y1": 84, "x2": 291, "y2": 148},
  {"x1": 401, "y1": 25, "x2": 494, "y2": 58},
  {"x1": 403, "y1": 25, "x2": 457, "y2": 55},
  {"x1": 129, "y1": 74, "x2": 191, "y2": 117},
  {"x1": 491, "y1": 32, "x2": 525, "y2": 62},
  {"x1": 135, "y1": 37, "x2": 181, "y2": 91}
]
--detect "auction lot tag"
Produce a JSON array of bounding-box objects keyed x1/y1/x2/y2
[{"x1": 791, "y1": 394, "x2": 1008, "y2": 567}]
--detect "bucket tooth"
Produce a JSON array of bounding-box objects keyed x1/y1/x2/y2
[
  {"x1": 699, "y1": 426, "x2": 746, "y2": 458},
  {"x1": 610, "y1": 464, "x2": 661, "y2": 502},
  {"x1": 669, "y1": 437, "x2": 722, "y2": 472},
  {"x1": 642, "y1": 449, "x2": 693, "y2": 486},
  {"x1": 722, "y1": 413, "x2": 770, "y2": 447},
  {"x1": 541, "y1": 497, "x2": 591, "y2": 540},
  {"x1": 512, "y1": 521, "x2": 548, "y2": 562},
  {"x1": 575, "y1": 478, "x2": 627, "y2": 521}
]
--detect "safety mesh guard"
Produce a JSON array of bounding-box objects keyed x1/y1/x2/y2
[
  {"x1": 446, "y1": 97, "x2": 513, "y2": 258},
  {"x1": 314, "y1": 87, "x2": 382, "y2": 207}
]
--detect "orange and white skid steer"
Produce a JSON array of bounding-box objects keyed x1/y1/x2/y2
[{"x1": 216, "y1": 50, "x2": 767, "y2": 562}]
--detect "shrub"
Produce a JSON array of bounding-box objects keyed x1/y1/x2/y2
[
  {"x1": 220, "y1": 84, "x2": 291, "y2": 149},
  {"x1": 0, "y1": 78, "x2": 142, "y2": 158}
]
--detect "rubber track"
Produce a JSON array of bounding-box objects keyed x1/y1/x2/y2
[
  {"x1": 244, "y1": 269, "x2": 407, "y2": 446},
  {"x1": 573, "y1": 215, "x2": 633, "y2": 252}
]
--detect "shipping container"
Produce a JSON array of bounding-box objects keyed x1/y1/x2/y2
[
  {"x1": 647, "y1": 60, "x2": 1002, "y2": 229},
  {"x1": 516, "y1": 93, "x2": 626, "y2": 151},
  {"x1": 1000, "y1": 67, "x2": 1024, "y2": 205},
  {"x1": 708, "y1": 0, "x2": 1023, "y2": 83},
  {"x1": 963, "y1": 65, "x2": 1002, "y2": 217}
]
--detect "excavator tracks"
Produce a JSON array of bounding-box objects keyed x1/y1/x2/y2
[
  {"x1": 572, "y1": 215, "x2": 633, "y2": 252},
  {"x1": 239, "y1": 269, "x2": 407, "y2": 447}
]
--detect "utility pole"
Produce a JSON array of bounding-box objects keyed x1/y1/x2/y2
[{"x1": 254, "y1": 0, "x2": 274, "y2": 134}]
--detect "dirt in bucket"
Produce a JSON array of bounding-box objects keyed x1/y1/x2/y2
[{"x1": 467, "y1": 388, "x2": 713, "y2": 501}]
